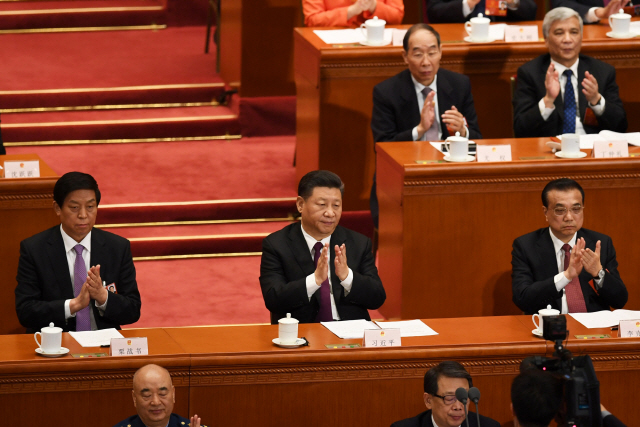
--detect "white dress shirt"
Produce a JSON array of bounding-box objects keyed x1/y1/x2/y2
[
  {"x1": 538, "y1": 58, "x2": 605, "y2": 135},
  {"x1": 301, "y1": 225, "x2": 353, "y2": 321},
  {"x1": 60, "y1": 226, "x2": 108, "y2": 330}
]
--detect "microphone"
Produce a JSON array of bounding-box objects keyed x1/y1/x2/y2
[
  {"x1": 455, "y1": 388, "x2": 470, "y2": 427},
  {"x1": 468, "y1": 387, "x2": 481, "y2": 427}
]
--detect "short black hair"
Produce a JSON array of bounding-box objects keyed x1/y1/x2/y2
[
  {"x1": 511, "y1": 370, "x2": 564, "y2": 427},
  {"x1": 297, "y1": 170, "x2": 344, "y2": 200},
  {"x1": 424, "y1": 361, "x2": 472, "y2": 394},
  {"x1": 403, "y1": 23, "x2": 441, "y2": 51},
  {"x1": 541, "y1": 178, "x2": 584, "y2": 208},
  {"x1": 53, "y1": 172, "x2": 101, "y2": 207}
]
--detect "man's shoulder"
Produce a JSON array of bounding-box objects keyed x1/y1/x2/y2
[
  {"x1": 264, "y1": 222, "x2": 300, "y2": 242},
  {"x1": 514, "y1": 227, "x2": 549, "y2": 245},
  {"x1": 474, "y1": 412, "x2": 501, "y2": 427},
  {"x1": 375, "y1": 69, "x2": 412, "y2": 92},
  {"x1": 437, "y1": 67, "x2": 470, "y2": 84},
  {"x1": 390, "y1": 410, "x2": 428, "y2": 427},
  {"x1": 579, "y1": 54, "x2": 613, "y2": 71},
  {"x1": 520, "y1": 54, "x2": 550, "y2": 73},
  {"x1": 333, "y1": 224, "x2": 370, "y2": 245},
  {"x1": 21, "y1": 225, "x2": 59, "y2": 246}
]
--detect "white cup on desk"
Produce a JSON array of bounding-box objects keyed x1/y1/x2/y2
[
  {"x1": 34, "y1": 322, "x2": 62, "y2": 353},
  {"x1": 465, "y1": 14, "x2": 491, "y2": 42},
  {"x1": 444, "y1": 132, "x2": 470, "y2": 161},
  {"x1": 360, "y1": 16, "x2": 386, "y2": 45},
  {"x1": 278, "y1": 313, "x2": 299, "y2": 345},
  {"x1": 609, "y1": 9, "x2": 631, "y2": 36},
  {"x1": 532, "y1": 305, "x2": 560, "y2": 335},
  {"x1": 561, "y1": 133, "x2": 581, "y2": 157}
]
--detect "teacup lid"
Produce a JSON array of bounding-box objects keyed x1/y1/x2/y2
[
  {"x1": 42, "y1": 322, "x2": 62, "y2": 333},
  {"x1": 279, "y1": 313, "x2": 299, "y2": 324},
  {"x1": 471, "y1": 13, "x2": 490, "y2": 22},
  {"x1": 366, "y1": 16, "x2": 386, "y2": 26},
  {"x1": 446, "y1": 131, "x2": 468, "y2": 142},
  {"x1": 611, "y1": 8, "x2": 630, "y2": 17}
]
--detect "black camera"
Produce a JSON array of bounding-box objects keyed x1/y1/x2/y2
[{"x1": 521, "y1": 315, "x2": 602, "y2": 427}]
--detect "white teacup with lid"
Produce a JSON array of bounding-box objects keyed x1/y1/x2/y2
[
  {"x1": 465, "y1": 13, "x2": 491, "y2": 42},
  {"x1": 360, "y1": 16, "x2": 386, "y2": 45},
  {"x1": 34, "y1": 322, "x2": 62, "y2": 353},
  {"x1": 278, "y1": 313, "x2": 299, "y2": 345},
  {"x1": 532, "y1": 305, "x2": 561, "y2": 335},
  {"x1": 444, "y1": 132, "x2": 470, "y2": 161},
  {"x1": 609, "y1": 9, "x2": 631, "y2": 36}
]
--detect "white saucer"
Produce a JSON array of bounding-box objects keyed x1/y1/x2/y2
[
  {"x1": 359, "y1": 39, "x2": 391, "y2": 46},
  {"x1": 463, "y1": 36, "x2": 498, "y2": 43},
  {"x1": 443, "y1": 154, "x2": 475, "y2": 162},
  {"x1": 35, "y1": 347, "x2": 70, "y2": 357},
  {"x1": 272, "y1": 338, "x2": 306, "y2": 348},
  {"x1": 532, "y1": 329, "x2": 543, "y2": 338},
  {"x1": 555, "y1": 150, "x2": 587, "y2": 159},
  {"x1": 606, "y1": 31, "x2": 637, "y2": 39}
]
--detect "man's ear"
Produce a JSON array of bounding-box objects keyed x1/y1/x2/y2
[
  {"x1": 423, "y1": 392, "x2": 433, "y2": 410},
  {"x1": 132, "y1": 390, "x2": 137, "y2": 408},
  {"x1": 402, "y1": 50, "x2": 409, "y2": 65},
  {"x1": 53, "y1": 201, "x2": 61, "y2": 215},
  {"x1": 542, "y1": 206, "x2": 548, "y2": 221},
  {"x1": 296, "y1": 196, "x2": 305, "y2": 214}
]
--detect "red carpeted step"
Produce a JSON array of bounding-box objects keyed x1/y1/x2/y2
[
  {"x1": 130, "y1": 233, "x2": 266, "y2": 258},
  {"x1": 0, "y1": 0, "x2": 167, "y2": 30},
  {"x1": 99, "y1": 221, "x2": 294, "y2": 239}
]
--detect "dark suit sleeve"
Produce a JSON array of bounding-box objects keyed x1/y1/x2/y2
[
  {"x1": 371, "y1": 84, "x2": 415, "y2": 142},
  {"x1": 259, "y1": 237, "x2": 312, "y2": 314},
  {"x1": 603, "y1": 414, "x2": 628, "y2": 427},
  {"x1": 342, "y1": 237, "x2": 386, "y2": 309},
  {"x1": 595, "y1": 235, "x2": 627, "y2": 309},
  {"x1": 511, "y1": 237, "x2": 562, "y2": 313},
  {"x1": 506, "y1": 0, "x2": 537, "y2": 21},
  {"x1": 100, "y1": 240, "x2": 141, "y2": 326},
  {"x1": 427, "y1": 0, "x2": 466, "y2": 23},
  {"x1": 456, "y1": 76, "x2": 482, "y2": 140},
  {"x1": 593, "y1": 67, "x2": 627, "y2": 133},
  {"x1": 551, "y1": 0, "x2": 597, "y2": 20},
  {"x1": 15, "y1": 240, "x2": 67, "y2": 329},
  {"x1": 513, "y1": 63, "x2": 560, "y2": 138}
]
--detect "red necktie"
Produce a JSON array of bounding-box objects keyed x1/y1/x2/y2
[
  {"x1": 313, "y1": 242, "x2": 333, "y2": 322},
  {"x1": 562, "y1": 244, "x2": 587, "y2": 313}
]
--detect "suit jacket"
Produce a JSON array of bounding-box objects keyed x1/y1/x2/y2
[
  {"x1": 551, "y1": 0, "x2": 603, "y2": 20},
  {"x1": 603, "y1": 414, "x2": 628, "y2": 427},
  {"x1": 15, "y1": 226, "x2": 142, "y2": 333},
  {"x1": 513, "y1": 54, "x2": 627, "y2": 138},
  {"x1": 113, "y1": 413, "x2": 207, "y2": 427},
  {"x1": 372, "y1": 68, "x2": 482, "y2": 143},
  {"x1": 303, "y1": 0, "x2": 404, "y2": 27},
  {"x1": 511, "y1": 227, "x2": 627, "y2": 314},
  {"x1": 427, "y1": 0, "x2": 537, "y2": 23},
  {"x1": 391, "y1": 409, "x2": 500, "y2": 427},
  {"x1": 260, "y1": 222, "x2": 385, "y2": 324}
]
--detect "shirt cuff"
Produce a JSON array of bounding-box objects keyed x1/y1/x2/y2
[
  {"x1": 462, "y1": 0, "x2": 472, "y2": 16},
  {"x1": 539, "y1": 97, "x2": 555, "y2": 120},
  {"x1": 554, "y1": 272, "x2": 571, "y2": 292},
  {"x1": 412, "y1": 126, "x2": 419, "y2": 141},
  {"x1": 95, "y1": 292, "x2": 108, "y2": 316},
  {"x1": 594, "y1": 275, "x2": 604, "y2": 289},
  {"x1": 306, "y1": 274, "x2": 321, "y2": 300},
  {"x1": 601, "y1": 410, "x2": 612, "y2": 419},
  {"x1": 64, "y1": 299, "x2": 74, "y2": 319},
  {"x1": 589, "y1": 96, "x2": 605, "y2": 116},
  {"x1": 586, "y1": 7, "x2": 599, "y2": 23},
  {"x1": 340, "y1": 268, "x2": 354, "y2": 295}
]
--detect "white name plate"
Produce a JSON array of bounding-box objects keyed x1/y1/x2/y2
[
  {"x1": 504, "y1": 25, "x2": 539, "y2": 42},
  {"x1": 4, "y1": 160, "x2": 40, "y2": 178},
  {"x1": 618, "y1": 320, "x2": 640, "y2": 338},
  {"x1": 593, "y1": 140, "x2": 628, "y2": 158},
  {"x1": 363, "y1": 328, "x2": 401, "y2": 347},
  {"x1": 477, "y1": 144, "x2": 512, "y2": 162},
  {"x1": 110, "y1": 337, "x2": 148, "y2": 356}
]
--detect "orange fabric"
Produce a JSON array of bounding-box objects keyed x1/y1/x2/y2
[{"x1": 303, "y1": 0, "x2": 404, "y2": 28}]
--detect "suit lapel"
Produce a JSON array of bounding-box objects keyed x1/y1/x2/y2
[
  {"x1": 436, "y1": 71, "x2": 454, "y2": 139},
  {"x1": 577, "y1": 58, "x2": 588, "y2": 125},
  {"x1": 536, "y1": 230, "x2": 561, "y2": 281},
  {"x1": 400, "y1": 70, "x2": 421, "y2": 130},
  {"x1": 329, "y1": 226, "x2": 348, "y2": 305},
  {"x1": 576, "y1": 228, "x2": 593, "y2": 283},
  {"x1": 287, "y1": 223, "x2": 316, "y2": 276},
  {"x1": 47, "y1": 227, "x2": 75, "y2": 300},
  {"x1": 90, "y1": 228, "x2": 105, "y2": 278}
]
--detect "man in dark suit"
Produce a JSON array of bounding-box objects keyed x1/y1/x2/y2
[
  {"x1": 370, "y1": 23, "x2": 482, "y2": 226},
  {"x1": 427, "y1": 0, "x2": 537, "y2": 23},
  {"x1": 0, "y1": 120, "x2": 5, "y2": 155},
  {"x1": 260, "y1": 170, "x2": 385, "y2": 324},
  {"x1": 15, "y1": 172, "x2": 141, "y2": 333},
  {"x1": 391, "y1": 361, "x2": 500, "y2": 427},
  {"x1": 513, "y1": 7, "x2": 627, "y2": 138},
  {"x1": 512, "y1": 178, "x2": 627, "y2": 315},
  {"x1": 551, "y1": 0, "x2": 628, "y2": 23}
]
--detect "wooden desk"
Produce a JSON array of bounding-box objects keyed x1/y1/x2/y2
[
  {"x1": 376, "y1": 138, "x2": 640, "y2": 320},
  {"x1": 0, "y1": 154, "x2": 59, "y2": 335},
  {"x1": 294, "y1": 21, "x2": 640, "y2": 209}
]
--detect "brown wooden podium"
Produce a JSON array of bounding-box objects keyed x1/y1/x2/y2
[
  {"x1": 0, "y1": 154, "x2": 59, "y2": 335},
  {"x1": 375, "y1": 138, "x2": 640, "y2": 320}
]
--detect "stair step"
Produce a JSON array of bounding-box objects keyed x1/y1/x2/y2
[
  {"x1": 99, "y1": 221, "x2": 293, "y2": 240},
  {"x1": 130, "y1": 233, "x2": 267, "y2": 259}
]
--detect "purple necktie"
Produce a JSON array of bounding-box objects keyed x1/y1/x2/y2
[
  {"x1": 562, "y1": 244, "x2": 587, "y2": 313},
  {"x1": 313, "y1": 242, "x2": 333, "y2": 322},
  {"x1": 73, "y1": 244, "x2": 91, "y2": 331},
  {"x1": 421, "y1": 87, "x2": 439, "y2": 141}
]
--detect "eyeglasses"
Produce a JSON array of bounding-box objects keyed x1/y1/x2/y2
[
  {"x1": 553, "y1": 206, "x2": 584, "y2": 216},
  {"x1": 433, "y1": 394, "x2": 461, "y2": 405}
]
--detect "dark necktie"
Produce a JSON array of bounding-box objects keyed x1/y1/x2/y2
[
  {"x1": 421, "y1": 87, "x2": 439, "y2": 141},
  {"x1": 562, "y1": 70, "x2": 576, "y2": 134},
  {"x1": 73, "y1": 244, "x2": 91, "y2": 331},
  {"x1": 313, "y1": 242, "x2": 333, "y2": 322},
  {"x1": 562, "y1": 244, "x2": 587, "y2": 313}
]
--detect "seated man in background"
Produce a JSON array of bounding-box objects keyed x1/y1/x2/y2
[
  {"x1": 551, "y1": 0, "x2": 629, "y2": 24},
  {"x1": 303, "y1": 0, "x2": 404, "y2": 27},
  {"x1": 513, "y1": 7, "x2": 627, "y2": 137},
  {"x1": 370, "y1": 23, "x2": 482, "y2": 227},
  {"x1": 260, "y1": 170, "x2": 385, "y2": 323},
  {"x1": 391, "y1": 361, "x2": 500, "y2": 427},
  {"x1": 15, "y1": 171, "x2": 141, "y2": 333},
  {"x1": 427, "y1": 0, "x2": 537, "y2": 23},
  {"x1": 114, "y1": 364, "x2": 205, "y2": 427},
  {"x1": 0, "y1": 120, "x2": 4, "y2": 155},
  {"x1": 512, "y1": 178, "x2": 627, "y2": 314}
]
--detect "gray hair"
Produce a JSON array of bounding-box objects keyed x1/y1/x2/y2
[{"x1": 542, "y1": 7, "x2": 583, "y2": 39}]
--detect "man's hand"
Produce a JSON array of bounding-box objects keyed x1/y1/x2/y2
[
  {"x1": 69, "y1": 282, "x2": 90, "y2": 314},
  {"x1": 347, "y1": 0, "x2": 365, "y2": 19},
  {"x1": 314, "y1": 243, "x2": 329, "y2": 285},
  {"x1": 580, "y1": 240, "x2": 603, "y2": 277},
  {"x1": 595, "y1": 0, "x2": 630, "y2": 20},
  {"x1": 582, "y1": 71, "x2": 601, "y2": 105},
  {"x1": 361, "y1": 0, "x2": 377, "y2": 13},
  {"x1": 86, "y1": 265, "x2": 108, "y2": 305},
  {"x1": 442, "y1": 105, "x2": 467, "y2": 137},
  {"x1": 544, "y1": 63, "x2": 560, "y2": 108},
  {"x1": 564, "y1": 238, "x2": 585, "y2": 280},
  {"x1": 334, "y1": 244, "x2": 349, "y2": 281},
  {"x1": 416, "y1": 90, "x2": 437, "y2": 139},
  {"x1": 190, "y1": 415, "x2": 202, "y2": 427}
]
